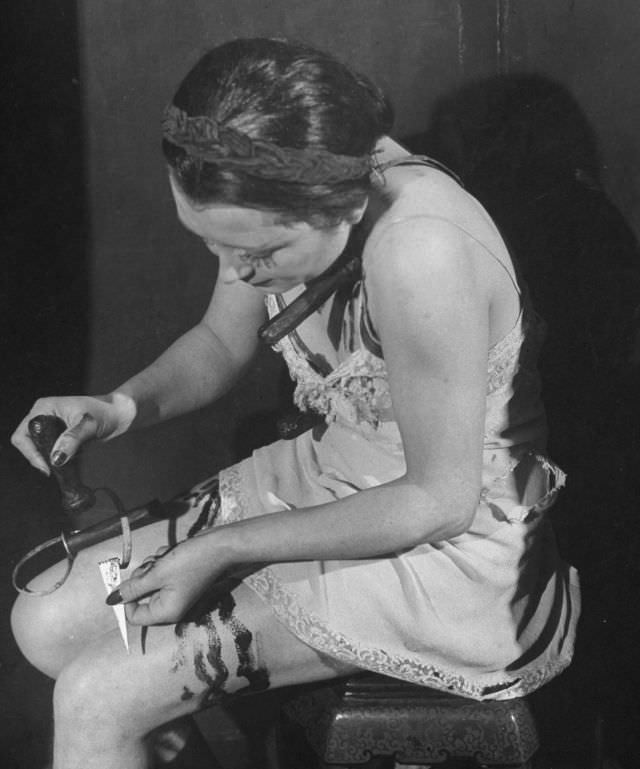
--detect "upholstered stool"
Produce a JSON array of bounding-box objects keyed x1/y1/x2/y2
[{"x1": 276, "y1": 673, "x2": 540, "y2": 768}]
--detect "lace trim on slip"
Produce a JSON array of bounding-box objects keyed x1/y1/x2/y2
[
  {"x1": 274, "y1": 331, "x2": 392, "y2": 428},
  {"x1": 479, "y1": 452, "x2": 567, "y2": 523},
  {"x1": 219, "y1": 465, "x2": 575, "y2": 701},
  {"x1": 486, "y1": 311, "x2": 545, "y2": 396},
  {"x1": 272, "y1": 320, "x2": 533, "y2": 424},
  {"x1": 266, "y1": 292, "x2": 545, "y2": 427}
]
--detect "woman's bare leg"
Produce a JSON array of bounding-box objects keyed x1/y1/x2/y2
[
  {"x1": 12, "y1": 514, "x2": 195, "y2": 678},
  {"x1": 51, "y1": 581, "x2": 353, "y2": 769},
  {"x1": 10, "y1": 485, "x2": 357, "y2": 769}
]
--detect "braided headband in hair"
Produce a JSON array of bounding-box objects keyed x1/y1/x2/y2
[{"x1": 162, "y1": 105, "x2": 372, "y2": 184}]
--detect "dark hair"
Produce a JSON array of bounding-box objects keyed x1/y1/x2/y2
[{"x1": 163, "y1": 37, "x2": 393, "y2": 226}]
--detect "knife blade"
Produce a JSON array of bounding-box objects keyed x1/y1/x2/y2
[{"x1": 98, "y1": 557, "x2": 129, "y2": 652}]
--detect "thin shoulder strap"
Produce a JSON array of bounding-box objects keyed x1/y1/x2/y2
[
  {"x1": 359, "y1": 212, "x2": 523, "y2": 356},
  {"x1": 372, "y1": 213, "x2": 522, "y2": 296},
  {"x1": 373, "y1": 155, "x2": 520, "y2": 293},
  {"x1": 359, "y1": 278, "x2": 383, "y2": 358},
  {"x1": 376, "y1": 154, "x2": 464, "y2": 187}
]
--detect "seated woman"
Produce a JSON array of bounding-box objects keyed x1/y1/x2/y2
[{"x1": 11, "y1": 37, "x2": 579, "y2": 769}]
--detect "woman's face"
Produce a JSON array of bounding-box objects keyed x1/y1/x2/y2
[{"x1": 170, "y1": 176, "x2": 356, "y2": 293}]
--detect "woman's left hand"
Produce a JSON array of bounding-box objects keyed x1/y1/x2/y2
[{"x1": 113, "y1": 533, "x2": 230, "y2": 626}]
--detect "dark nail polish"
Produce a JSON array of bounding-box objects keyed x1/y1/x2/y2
[
  {"x1": 106, "y1": 589, "x2": 122, "y2": 606},
  {"x1": 51, "y1": 450, "x2": 68, "y2": 467}
]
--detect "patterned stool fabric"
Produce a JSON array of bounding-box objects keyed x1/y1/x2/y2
[{"x1": 277, "y1": 673, "x2": 539, "y2": 768}]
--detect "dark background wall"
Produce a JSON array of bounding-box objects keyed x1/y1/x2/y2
[
  {"x1": 2, "y1": 4, "x2": 88, "y2": 767},
  {"x1": 3, "y1": 1, "x2": 640, "y2": 767},
  {"x1": 506, "y1": 0, "x2": 640, "y2": 236}
]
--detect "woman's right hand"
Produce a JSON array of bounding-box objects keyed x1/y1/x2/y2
[{"x1": 11, "y1": 393, "x2": 136, "y2": 474}]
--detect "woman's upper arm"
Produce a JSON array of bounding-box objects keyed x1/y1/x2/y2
[
  {"x1": 367, "y1": 218, "x2": 489, "y2": 527},
  {"x1": 200, "y1": 278, "x2": 269, "y2": 370}
]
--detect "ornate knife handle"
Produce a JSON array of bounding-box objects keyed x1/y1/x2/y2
[{"x1": 28, "y1": 415, "x2": 95, "y2": 516}]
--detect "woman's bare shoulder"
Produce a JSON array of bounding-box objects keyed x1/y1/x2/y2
[
  {"x1": 366, "y1": 162, "x2": 512, "y2": 278},
  {"x1": 363, "y1": 194, "x2": 477, "y2": 278},
  {"x1": 368, "y1": 167, "x2": 473, "y2": 241},
  {"x1": 362, "y1": 170, "x2": 520, "y2": 349}
]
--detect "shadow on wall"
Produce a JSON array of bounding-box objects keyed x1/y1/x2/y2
[{"x1": 408, "y1": 72, "x2": 640, "y2": 768}]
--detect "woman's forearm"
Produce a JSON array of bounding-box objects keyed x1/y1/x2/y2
[
  {"x1": 213, "y1": 472, "x2": 478, "y2": 567},
  {"x1": 111, "y1": 322, "x2": 253, "y2": 432}
]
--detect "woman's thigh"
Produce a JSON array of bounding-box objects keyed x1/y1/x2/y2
[
  {"x1": 12, "y1": 475, "x2": 357, "y2": 696},
  {"x1": 53, "y1": 580, "x2": 357, "y2": 736},
  {"x1": 12, "y1": 477, "x2": 224, "y2": 676}
]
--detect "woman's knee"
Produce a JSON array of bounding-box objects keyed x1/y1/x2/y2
[
  {"x1": 53, "y1": 639, "x2": 191, "y2": 742},
  {"x1": 53, "y1": 654, "x2": 148, "y2": 743},
  {"x1": 11, "y1": 588, "x2": 80, "y2": 677},
  {"x1": 53, "y1": 656, "x2": 109, "y2": 726}
]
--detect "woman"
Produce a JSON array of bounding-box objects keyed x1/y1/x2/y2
[{"x1": 11, "y1": 38, "x2": 579, "y2": 769}]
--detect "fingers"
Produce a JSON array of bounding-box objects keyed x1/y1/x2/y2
[
  {"x1": 11, "y1": 397, "x2": 105, "y2": 472},
  {"x1": 118, "y1": 578, "x2": 181, "y2": 627},
  {"x1": 51, "y1": 413, "x2": 100, "y2": 466},
  {"x1": 11, "y1": 415, "x2": 51, "y2": 475},
  {"x1": 152, "y1": 545, "x2": 172, "y2": 559},
  {"x1": 113, "y1": 572, "x2": 160, "y2": 625},
  {"x1": 112, "y1": 547, "x2": 178, "y2": 625},
  {"x1": 124, "y1": 592, "x2": 175, "y2": 626},
  {"x1": 104, "y1": 540, "x2": 214, "y2": 627},
  {"x1": 118, "y1": 567, "x2": 159, "y2": 605},
  {"x1": 133, "y1": 546, "x2": 172, "y2": 575}
]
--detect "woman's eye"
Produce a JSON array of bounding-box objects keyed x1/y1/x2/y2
[
  {"x1": 201, "y1": 240, "x2": 276, "y2": 268},
  {"x1": 248, "y1": 252, "x2": 276, "y2": 268}
]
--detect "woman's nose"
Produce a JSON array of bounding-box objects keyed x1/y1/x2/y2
[
  {"x1": 208, "y1": 245, "x2": 253, "y2": 283},
  {"x1": 220, "y1": 261, "x2": 256, "y2": 284}
]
